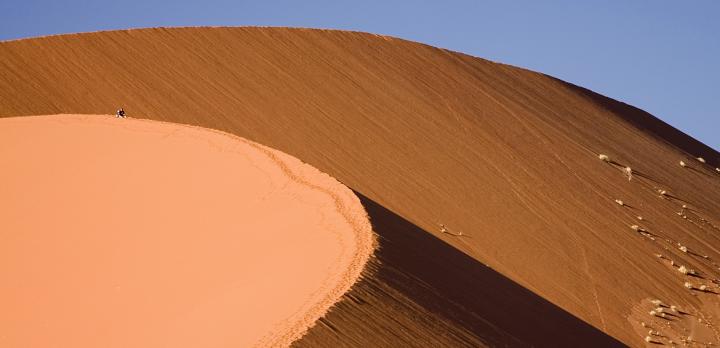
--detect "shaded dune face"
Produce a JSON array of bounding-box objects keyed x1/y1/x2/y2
[
  {"x1": 0, "y1": 114, "x2": 374, "y2": 347},
  {"x1": 2, "y1": 28, "x2": 720, "y2": 346}
]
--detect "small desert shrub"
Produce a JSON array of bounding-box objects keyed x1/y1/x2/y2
[
  {"x1": 598, "y1": 154, "x2": 610, "y2": 162},
  {"x1": 680, "y1": 160, "x2": 687, "y2": 167},
  {"x1": 699, "y1": 284, "x2": 708, "y2": 291},
  {"x1": 645, "y1": 335, "x2": 663, "y2": 344},
  {"x1": 697, "y1": 157, "x2": 706, "y2": 163},
  {"x1": 684, "y1": 282, "x2": 694, "y2": 289},
  {"x1": 624, "y1": 167, "x2": 633, "y2": 180},
  {"x1": 679, "y1": 245, "x2": 688, "y2": 253},
  {"x1": 439, "y1": 224, "x2": 463, "y2": 237},
  {"x1": 630, "y1": 225, "x2": 646, "y2": 232},
  {"x1": 615, "y1": 199, "x2": 624, "y2": 206},
  {"x1": 679, "y1": 266, "x2": 697, "y2": 276}
]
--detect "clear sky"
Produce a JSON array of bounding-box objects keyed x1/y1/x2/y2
[{"x1": 1, "y1": 1, "x2": 718, "y2": 150}]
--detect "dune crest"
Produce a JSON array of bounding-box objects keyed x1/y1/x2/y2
[
  {"x1": 0, "y1": 114, "x2": 374, "y2": 347},
  {"x1": 2, "y1": 27, "x2": 720, "y2": 346}
]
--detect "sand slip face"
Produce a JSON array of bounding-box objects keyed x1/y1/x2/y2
[{"x1": 0, "y1": 114, "x2": 374, "y2": 347}]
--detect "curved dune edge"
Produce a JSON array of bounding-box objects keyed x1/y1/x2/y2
[
  {"x1": 0, "y1": 114, "x2": 376, "y2": 347},
  {"x1": 239, "y1": 129, "x2": 377, "y2": 348},
  {"x1": 176, "y1": 117, "x2": 378, "y2": 347}
]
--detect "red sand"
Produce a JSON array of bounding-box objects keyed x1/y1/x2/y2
[{"x1": 0, "y1": 114, "x2": 374, "y2": 347}]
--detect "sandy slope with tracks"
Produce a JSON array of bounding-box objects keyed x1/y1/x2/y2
[{"x1": 2, "y1": 28, "x2": 720, "y2": 346}]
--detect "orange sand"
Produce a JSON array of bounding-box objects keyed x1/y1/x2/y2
[
  {"x1": 0, "y1": 114, "x2": 374, "y2": 347},
  {"x1": 4, "y1": 27, "x2": 720, "y2": 346}
]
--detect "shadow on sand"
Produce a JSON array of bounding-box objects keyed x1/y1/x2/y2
[
  {"x1": 687, "y1": 166, "x2": 716, "y2": 179},
  {"x1": 295, "y1": 192, "x2": 626, "y2": 347}
]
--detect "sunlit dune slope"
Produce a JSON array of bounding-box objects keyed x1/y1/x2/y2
[
  {"x1": 2, "y1": 27, "x2": 720, "y2": 347},
  {"x1": 0, "y1": 114, "x2": 373, "y2": 348}
]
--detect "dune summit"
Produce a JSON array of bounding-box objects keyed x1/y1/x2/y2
[
  {"x1": 2, "y1": 27, "x2": 720, "y2": 346},
  {"x1": 0, "y1": 114, "x2": 374, "y2": 347}
]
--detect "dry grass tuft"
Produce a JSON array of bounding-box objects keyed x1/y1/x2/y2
[
  {"x1": 439, "y1": 223, "x2": 464, "y2": 237},
  {"x1": 624, "y1": 167, "x2": 633, "y2": 181},
  {"x1": 678, "y1": 265, "x2": 697, "y2": 276}
]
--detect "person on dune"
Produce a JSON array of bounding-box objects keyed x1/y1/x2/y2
[{"x1": 116, "y1": 108, "x2": 126, "y2": 118}]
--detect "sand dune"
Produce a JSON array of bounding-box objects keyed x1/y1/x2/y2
[
  {"x1": 0, "y1": 114, "x2": 373, "y2": 347},
  {"x1": 2, "y1": 27, "x2": 720, "y2": 346}
]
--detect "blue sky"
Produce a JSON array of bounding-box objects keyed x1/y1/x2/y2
[{"x1": 1, "y1": 1, "x2": 718, "y2": 150}]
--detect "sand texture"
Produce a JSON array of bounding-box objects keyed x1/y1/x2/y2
[
  {"x1": 0, "y1": 114, "x2": 374, "y2": 347},
  {"x1": 2, "y1": 27, "x2": 720, "y2": 346}
]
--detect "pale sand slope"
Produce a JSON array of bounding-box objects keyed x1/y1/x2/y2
[{"x1": 0, "y1": 114, "x2": 374, "y2": 347}]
